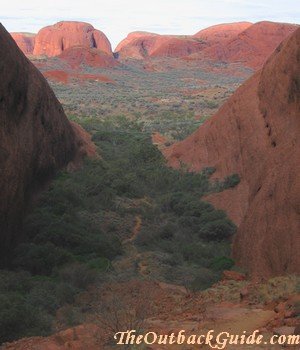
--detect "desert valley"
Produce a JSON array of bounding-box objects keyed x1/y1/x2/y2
[{"x1": 0, "y1": 15, "x2": 299, "y2": 349}]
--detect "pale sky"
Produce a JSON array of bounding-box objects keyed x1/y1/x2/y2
[{"x1": 1, "y1": 0, "x2": 299, "y2": 49}]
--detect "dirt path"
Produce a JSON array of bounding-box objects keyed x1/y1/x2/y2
[
  {"x1": 123, "y1": 215, "x2": 142, "y2": 244},
  {"x1": 113, "y1": 215, "x2": 150, "y2": 277}
]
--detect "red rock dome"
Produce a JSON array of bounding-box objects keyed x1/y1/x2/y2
[
  {"x1": 10, "y1": 32, "x2": 35, "y2": 54},
  {"x1": 33, "y1": 21, "x2": 112, "y2": 57}
]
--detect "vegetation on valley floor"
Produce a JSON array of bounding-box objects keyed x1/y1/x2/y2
[{"x1": 0, "y1": 116, "x2": 239, "y2": 344}]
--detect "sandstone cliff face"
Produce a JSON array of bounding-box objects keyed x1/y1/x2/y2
[
  {"x1": 0, "y1": 25, "x2": 80, "y2": 263},
  {"x1": 164, "y1": 28, "x2": 300, "y2": 278},
  {"x1": 10, "y1": 33, "x2": 35, "y2": 54},
  {"x1": 33, "y1": 21, "x2": 112, "y2": 57},
  {"x1": 202, "y1": 21, "x2": 298, "y2": 69}
]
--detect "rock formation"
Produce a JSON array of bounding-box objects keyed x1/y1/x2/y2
[
  {"x1": 115, "y1": 32, "x2": 205, "y2": 59},
  {"x1": 10, "y1": 20, "x2": 297, "y2": 69},
  {"x1": 59, "y1": 46, "x2": 118, "y2": 68},
  {"x1": 10, "y1": 32, "x2": 35, "y2": 54},
  {"x1": 115, "y1": 31, "x2": 158, "y2": 52},
  {"x1": 201, "y1": 21, "x2": 298, "y2": 69},
  {"x1": 194, "y1": 22, "x2": 252, "y2": 44},
  {"x1": 33, "y1": 21, "x2": 112, "y2": 57},
  {"x1": 115, "y1": 32, "x2": 158, "y2": 59},
  {"x1": 164, "y1": 28, "x2": 300, "y2": 278},
  {"x1": 149, "y1": 36, "x2": 205, "y2": 58},
  {"x1": 0, "y1": 25, "x2": 94, "y2": 264},
  {"x1": 115, "y1": 21, "x2": 298, "y2": 69}
]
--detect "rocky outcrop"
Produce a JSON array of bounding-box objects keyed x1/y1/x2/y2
[
  {"x1": 164, "y1": 28, "x2": 300, "y2": 278},
  {"x1": 115, "y1": 32, "x2": 205, "y2": 59},
  {"x1": 194, "y1": 22, "x2": 252, "y2": 44},
  {"x1": 10, "y1": 33, "x2": 35, "y2": 54},
  {"x1": 0, "y1": 25, "x2": 85, "y2": 264},
  {"x1": 115, "y1": 32, "x2": 159, "y2": 59},
  {"x1": 115, "y1": 31, "x2": 158, "y2": 52},
  {"x1": 59, "y1": 46, "x2": 118, "y2": 68},
  {"x1": 201, "y1": 21, "x2": 298, "y2": 69},
  {"x1": 149, "y1": 36, "x2": 205, "y2": 58},
  {"x1": 115, "y1": 21, "x2": 297, "y2": 67},
  {"x1": 33, "y1": 21, "x2": 112, "y2": 57}
]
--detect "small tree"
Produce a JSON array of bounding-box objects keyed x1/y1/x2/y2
[{"x1": 93, "y1": 280, "x2": 155, "y2": 345}]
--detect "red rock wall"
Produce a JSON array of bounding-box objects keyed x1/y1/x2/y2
[
  {"x1": 164, "y1": 28, "x2": 300, "y2": 278},
  {"x1": 202, "y1": 21, "x2": 298, "y2": 69},
  {"x1": 0, "y1": 25, "x2": 79, "y2": 263}
]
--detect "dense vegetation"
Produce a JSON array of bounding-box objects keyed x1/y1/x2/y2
[{"x1": 0, "y1": 116, "x2": 238, "y2": 344}]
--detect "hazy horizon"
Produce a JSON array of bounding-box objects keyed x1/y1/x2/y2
[{"x1": 1, "y1": 0, "x2": 299, "y2": 49}]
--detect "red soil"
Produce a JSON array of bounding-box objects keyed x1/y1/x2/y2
[
  {"x1": 43, "y1": 70, "x2": 115, "y2": 84},
  {"x1": 43, "y1": 70, "x2": 69, "y2": 84}
]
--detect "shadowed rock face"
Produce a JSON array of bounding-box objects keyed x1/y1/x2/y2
[
  {"x1": 33, "y1": 21, "x2": 112, "y2": 57},
  {"x1": 10, "y1": 33, "x2": 35, "y2": 54},
  {"x1": 0, "y1": 25, "x2": 79, "y2": 264},
  {"x1": 164, "y1": 28, "x2": 300, "y2": 278}
]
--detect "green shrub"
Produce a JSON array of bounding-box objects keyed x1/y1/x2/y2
[
  {"x1": 0, "y1": 270, "x2": 32, "y2": 294},
  {"x1": 0, "y1": 291, "x2": 53, "y2": 343},
  {"x1": 58, "y1": 263, "x2": 97, "y2": 290},
  {"x1": 190, "y1": 269, "x2": 220, "y2": 292},
  {"x1": 26, "y1": 281, "x2": 61, "y2": 313},
  {"x1": 223, "y1": 174, "x2": 240, "y2": 188},
  {"x1": 210, "y1": 256, "x2": 235, "y2": 271},
  {"x1": 200, "y1": 219, "x2": 236, "y2": 241},
  {"x1": 13, "y1": 243, "x2": 73, "y2": 275}
]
